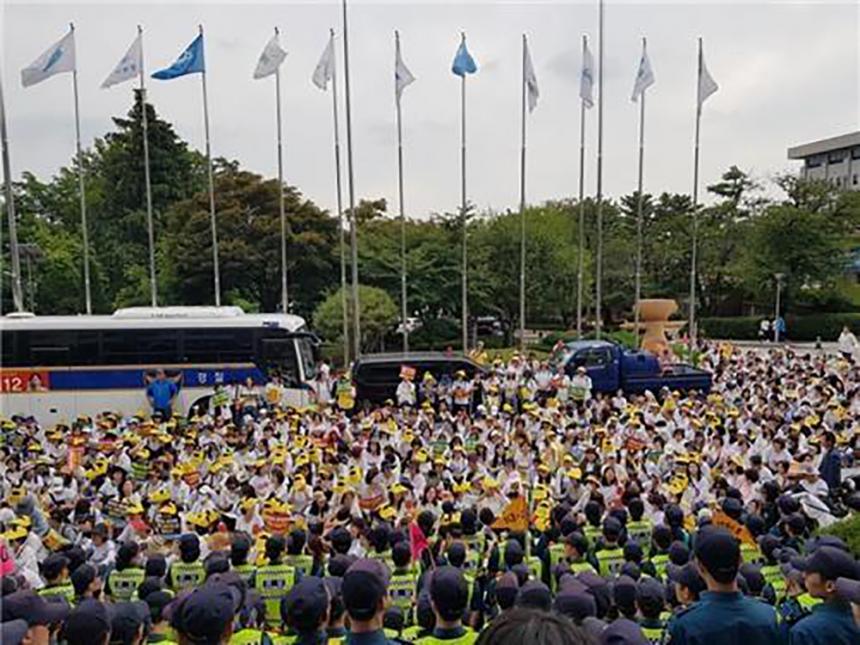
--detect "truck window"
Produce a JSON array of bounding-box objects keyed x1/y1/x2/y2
[{"x1": 585, "y1": 348, "x2": 612, "y2": 367}]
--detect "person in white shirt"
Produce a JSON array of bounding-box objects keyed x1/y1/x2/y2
[
  {"x1": 396, "y1": 375, "x2": 416, "y2": 407},
  {"x1": 837, "y1": 325, "x2": 858, "y2": 360},
  {"x1": 569, "y1": 367, "x2": 593, "y2": 403}
]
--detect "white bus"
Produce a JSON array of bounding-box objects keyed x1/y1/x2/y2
[{"x1": 0, "y1": 306, "x2": 319, "y2": 422}]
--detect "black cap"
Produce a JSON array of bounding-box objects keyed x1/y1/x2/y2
[
  {"x1": 612, "y1": 575, "x2": 637, "y2": 609},
  {"x1": 554, "y1": 590, "x2": 597, "y2": 621},
  {"x1": 495, "y1": 571, "x2": 519, "y2": 610},
  {"x1": 603, "y1": 517, "x2": 622, "y2": 540},
  {"x1": 0, "y1": 620, "x2": 29, "y2": 645},
  {"x1": 803, "y1": 546, "x2": 859, "y2": 582},
  {"x1": 1, "y1": 590, "x2": 71, "y2": 626},
  {"x1": 504, "y1": 540, "x2": 524, "y2": 566},
  {"x1": 282, "y1": 576, "x2": 329, "y2": 633},
  {"x1": 430, "y1": 566, "x2": 470, "y2": 619},
  {"x1": 342, "y1": 559, "x2": 389, "y2": 621},
  {"x1": 328, "y1": 527, "x2": 352, "y2": 553},
  {"x1": 636, "y1": 577, "x2": 664, "y2": 611},
  {"x1": 600, "y1": 617, "x2": 649, "y2": 645},
  {"x1": 836, "y1": 577, "x2": 860, "y2": 604},
  {"x1": 61, "y1": 599, "x2": 111, "y2": 644},
  {"x1": 668, "y1": 562, "x2": 706, "y2": 596},
  {"x1": 144, "y1": 590, "x2": 174, "y2": 623},
  {"x1": 170, "y1": 583, "x2": 241, "y2": 643},
  {"x1": 515, "y1": 580, "x2": 552, "y2": 612},
  {"x1": 566, "y1": 532, "x2": 589, "y2": 555},
  {"x1": 694, "y1": 527, "x2": 740, "y2": 582},
  {"x1": 739, "y1": 563, "x2": 766, "y2": 595},
  {"x1": 111, "y1": 601, "x2": 151, "y2": 644},
  {"x1": 328, "y1": 554, "x2": 356, "y2": 578}
]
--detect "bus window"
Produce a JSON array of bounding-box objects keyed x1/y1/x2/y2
[
  {"x1": 297, "y1": 338, "x2": 317, "y2": 381},
  {"x1": 261, "y1": 339, "x2": 301, "y2": 387},
  {"x1": 102, "y1": 330, "x2": 179, "y2": 365},
  {"x1": 27, "y1": 331, "x2": 73, "y2": 366}
]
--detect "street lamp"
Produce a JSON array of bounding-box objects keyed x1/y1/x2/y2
[
  {"x1": 773, "y1": 273, "x2": 785, "y2": 342},
  {"x1": 19, "y1": 243, "x2": 42, "y2": 312}
]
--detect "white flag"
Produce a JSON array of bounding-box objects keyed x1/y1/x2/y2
[
  {"x1": 22, "y1": 29, "x2": 76, "y2": 88},
  {"x1": 580, "y1": 40, "x2": 594, "y2": 109},
  {"x1": 630, "y1": 45, "x2": 655, "y2": 102},
  {"x1": 394, "y1": 36, "x2": 415, "y2": 105},
  {"x1": 312, "y1": 35, "x2": 335, "y2": 90},
  {"x1": 254, "y1": 33, "x2": 287, "y2": 80},
  {"x1": 524, "y1": 39, "x2": 539, "y2": 113},
  {"x1": 697, "y1": 48, "x2": 718, "y2": 108},
  {"x1": 101, "y1": 33, "x2": 143, "y2": 89}
]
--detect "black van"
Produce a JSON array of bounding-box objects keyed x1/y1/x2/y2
[{"x1": 352, "y1": 352, "x2": 485, "y2": 406}]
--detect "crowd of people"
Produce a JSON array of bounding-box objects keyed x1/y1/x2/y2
[{"x1": 1, "y1": 341, "x2": 859, "y2": 645}]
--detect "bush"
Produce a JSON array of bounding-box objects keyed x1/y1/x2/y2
[
  {"x1": 784, "y1": 313, "x2": 860, "y2": 342},
  {"x1": 817, "y1": 512, "x2": 860, "y2": 557},
  {"x1": 700, "y1": 317, "x2": 761, "y2": 340},
  {"x1": 409, "y1": 318, "x2": 461, "y2": 351},
  {"x1": 701, "y1": 313, "x2": 860, "y2": 342}
]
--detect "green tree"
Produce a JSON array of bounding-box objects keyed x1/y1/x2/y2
[
  {"x1": 313, "y1": 284, "x2": 398, "y2": 352},
  {"x1": 161, "y1": 161, "x2": 338, "y2": 317}
]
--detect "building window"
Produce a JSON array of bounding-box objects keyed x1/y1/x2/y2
[
  {"x1": 807, "y1": 155, "x2": 823, "y2": 168},
  {"x1": 853, "y1": 174, "x2": 858, "y2": 185},
  {"x1": 852, "y1": 147, "x2": 860, "y2": 160},
  {"x1": 828, "y1": 150, "x2": 846, "y2": 164}
]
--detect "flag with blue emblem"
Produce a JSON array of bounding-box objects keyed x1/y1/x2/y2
[
  {"x1": 21, "y1": 28, "x2": 76, "y2": 87},
  {"x1": 101, "y1": 32, "x2": 143, "y2": 89},
  {"x1": 152, "y1": 34, "x2": 205, "y2": 80},
  {"x1": 630, "y1": 42, "x2": 654, "y2": 102},
  {"x1": 451, "y1": 35, "x2": 477, "y2": 77}
]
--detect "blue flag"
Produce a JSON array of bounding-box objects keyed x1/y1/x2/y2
[
  {"x1": 152, "y1": 34, "x2": 205, "y2": 80},
  {"x1": 451, "y1": 39, "x2": 477, "y2": 77}
]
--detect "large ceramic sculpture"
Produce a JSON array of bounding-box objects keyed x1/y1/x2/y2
[{"x1": 625, "y1": 299, "x2": 686, "y2": 355}]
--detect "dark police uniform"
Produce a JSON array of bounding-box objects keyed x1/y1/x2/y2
[
  {"x1": 788, "y1": 601, "x2": 860, "y2": 645},
  {"x1": 666, "y1": 591, "x2": 782, "y2": 645}
]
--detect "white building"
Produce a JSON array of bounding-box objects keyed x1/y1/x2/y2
[{"x1": 787, "y1": 131, "x2": 860, "y2": 191}]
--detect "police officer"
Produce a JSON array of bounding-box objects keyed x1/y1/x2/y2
[
  {"x1": 107, "y1": 541, "x2": 146, "y2": 602},
  {"x1": 636, "y1": 577, "x2": 667, "y2": 644},
  {"x1": 280, "y1": 576, "x2": 330, "y2": 645},
  {"x1": 283, "y1": 529, "x2": 314, "y2": 580},
  {"x1": 666, "y1": 527, "x2": 781, "y2": 645},
  {"x1": 70, "y1": 563, "x2": 103, "y2": 605},
  {"x1": 594, "y1": 518, "x2": 625, "y2": 577},
  {"x1": 255, "y1": 535, "x2": 296, "y2": 630},
  {"x1": 229, "y1": 535, "x2": 256, "y2": 588},
  {"x1": 341, "y1": 559, "x2": 398, "y2": 644},
  {"x1": 37, "y1": 553, "x2": 74, "y2": 603},
  {"x1": 789, "y1": 546, "x2": 860, "y2": 645},
  {"x1": 389, "y1": 541, "x2": 418, "y2": 624},
  {"x1": 418, "y1": 566, "x2": 478, "y2": 644},
  {"x1": 168, "y1": 534, "x2": 206, "y2": 593}
]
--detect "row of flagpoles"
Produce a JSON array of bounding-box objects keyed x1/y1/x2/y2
[{"x1": 0, "y1": 0, "x2": 720, "y2": 358}]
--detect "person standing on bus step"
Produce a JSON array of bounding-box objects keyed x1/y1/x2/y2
[{"x1": 145, "y1": 370, "x2": 180, "y2": 419}]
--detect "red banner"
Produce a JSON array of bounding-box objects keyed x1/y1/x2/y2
[{"x1": 0, "y1": 369, "x2": 50, "y2": 393}]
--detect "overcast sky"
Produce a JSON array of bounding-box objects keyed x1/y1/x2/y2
[{"x1": 1, "y1": 1, "x2": 858, "y2": 219}]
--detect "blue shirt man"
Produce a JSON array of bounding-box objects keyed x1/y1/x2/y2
[
  {"x1": 667, "y1": 527, "x2": 781, "y2": 645},
  {"x1": 146, "y1": 369, "x2": 179, "y2": 417}
]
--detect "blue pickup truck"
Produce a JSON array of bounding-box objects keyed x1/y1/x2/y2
[{"x1": 551, "y1": 340, "x2": 712, "y2": 394}]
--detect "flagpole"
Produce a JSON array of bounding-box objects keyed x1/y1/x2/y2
[
  {"x1": 460, "y1": 32, "x2": 468, "y2": 353},
  {"x1": 594, "y1": 0, "x2": 605, "y2": 339},
  {"x1": 518, "y1": 34, "x2": 527, "y2": 353},
  {"x1": 342, "y1": 0, "x2": 360, "y2": 358},
  {"x1": 69, "y1": 23, "x2": 92, "y2": 315},
  {"x1": 0, "y1": 61, "x2": 24, "y2": 312},
  {"x1": 198, "y1": 25, "x2": 221, "y2": 307},
  {"x1": 576, "y1": 35, "x2": 587, "y2": 339},
  {"x1": 137, "y1": 25, "x2": 157, "y2": 308},
  {"x1": 395, "y1": 31, "x2": 408, "y2": 354},
  {"x1": 634, "y1": 36, "x2": 647, "y2": 345},
  {"x1": 689, "y1": 37, "x2": 703, "y2": 345},
  {"x1": 329, "y1": 29, "x2": 349, "y2": 366},
  {"x1": 274, "y1": 26, "x2": 289, "y2": 314}
]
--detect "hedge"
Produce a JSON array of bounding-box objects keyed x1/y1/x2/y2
[
  {"x1": 816, "y1": 512, "x2": 860, "y2": 557},
  {"x1": 701, "y1": 313, "x2": 860, "y2": 342}
]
